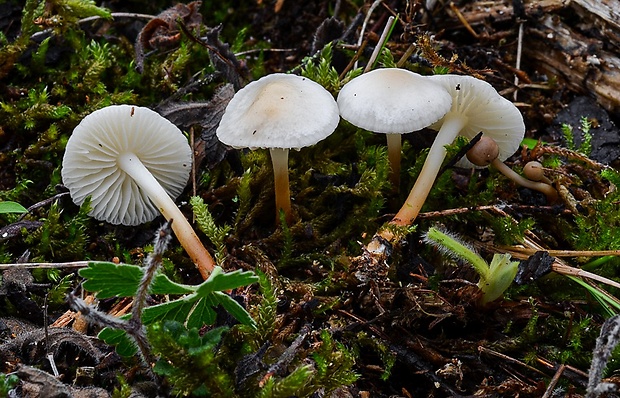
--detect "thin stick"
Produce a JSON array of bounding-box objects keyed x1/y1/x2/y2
[
  {"x1": 364, "y1": 15, "x2": 396, "y2": 73},
  {"x1": 449, "y1": 2, "x2": 478, "y2": 38},
  {"x1": 0, "y1": 261, "x2": 89, "y2": 270},
  {"x1": 338, "y1": 39, "x2": 368, "y2": 80},
  {"x1": 478, "y1": 346, "x2": 547, "y2": 376},
  {"x1": 234, "y1": 48, "x2": 296, "y2": 57},
  {"x1": 417, "y1": 204, "x2": 571, "y2": 219},
  {"x1": 513, "y1": 22, "x2": 524, "y2": 101},
  {"x1": 31, "y1": 12, "x2": 156, "y2": 41},
  {"x1": 541, "y1": 364, "x2": 566, "y2": 398},
  {"x1": 498, "y1": 247, "x2": 620, "y2": 258},
  {"x1": 396, "y1": 43, "x2": 417, "y2": 68},
  {"x1": 190, "y1": 126, "x2": 197, "y2": 199},
  {"x1": 355, "y1": 0, "x2": 383, "y2": 69}
]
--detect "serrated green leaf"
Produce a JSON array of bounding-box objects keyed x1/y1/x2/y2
[
  {"x1": 196, "y1": 266, "x2": 259, "y2": 295},
  {"x1": 79, "y1": 262, "x2": 142, "y2": 298},
  {"x1": 80, "y1": 262, "x2": 195, "y2": 298},
  {"x1": 150, "y1": 274, "x2": 195, "y2": 295},
  {"x1": 98, "y1": 327, "x2": 137, "y2": 357},
  {"x1": 186, "y1": 296, "x2": 217, "y2": 329},
  {"x1": 142, "y1": 294, "x2": 199, "y2": 325},
  {"x1": 214, "y1": 291, "x2": 256, "y2": 328},
  {"x1": 0, "y1": 201, "x2": 28, "y2": 214}
]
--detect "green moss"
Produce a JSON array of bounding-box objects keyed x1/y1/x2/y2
[{"x1": 24, "y1": 198, "x2": 91, "y2": 261}]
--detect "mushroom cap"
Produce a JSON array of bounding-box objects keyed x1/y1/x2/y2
[
  {"x1": 62, "y1": 105, "x2": 192, "y2": 226},
  {"x1": 428, "y1": 74, "x2": 525, "y2": 168},
  {"x1": 336, "y1": 68, "x2": 452, "y2": 134},
  {"x1": 466, "y1": 135, "x2": 500, "y2": 167},
  {"x1": 216, "y1": 73, "x2": 340, "y2": 150},
  {"x1": 523, "y1": 161, "x2": 546, "y2": 181}
]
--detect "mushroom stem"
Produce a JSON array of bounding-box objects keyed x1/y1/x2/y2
[
  {"x1": 390, "y1": 115, "x2": 467, "y2": 226},
  {"x1": 269, "y1": 148, "x2": 292, "y2": 224},
  {"x1": 490, "y1": 159, "x2": 558, "y2": 203},
  {"x1": 118, "y1": 153, "x2": 216, "y2": 279},
  {"x1": 386, "y1": 134, "x2": 402, "y2": 188}
]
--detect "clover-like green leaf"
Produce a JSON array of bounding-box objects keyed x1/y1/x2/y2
[
  {"x1": 0, "y1": 201, "x2": 28, "y2": 214},
  {"x1": 80, "y1": 262, "x2": 143, "y2": 298},
  {"x1": 197, "y1": 267, "x2": 259, "y2": 295},
  {"x1": 79, "y1": 262, "x2": 195, "y2": 298}
]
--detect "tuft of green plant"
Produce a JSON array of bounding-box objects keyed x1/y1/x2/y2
[
  {"x1": 376, "y1": 46, "x2": 396, "y2": 68},
  {"x1": 300, "y1": 42, "x2": 361, "y2": 93},
  {"x1": 561, "y1": 116, "x2": 592, "y2": 156},
  {"x1": 299, "y1": 329, "x2": 359, "y2": 395},
  {"x1": 235, "y1": 169, "x2": 254, "y2": 225},
  {"x1": 278, "y1": 212, "x2": 294, "y2": 266},
  {"x1": 149, "y1": 321, "x2": 235, "y2": 397},
  {"x1": 41, "y1": 0, "x2": 111, "y2": 28},
  {"x1": 111, "y1": 375, "x2": 133, "y2": 398},
  {"x1": 486, "y1": 214, "x2": 535, "y2": 246},
  {"x1": 0, "y1": 373, "x2": 19, "y2": 396},
  {"x1": 24, "y1": 198, "x2": 91, "y2": 261},
  {"x1": 0, "y1": 0, "x2": 39, "y2": 79},
  {"x1": 424, "y1": 226, "x2": 519, "y2": 304},
  {"x1": 572, "y1": 168, "x2": 620, "y2": 251},
  {"x1": 247, "y1": 270, "x2": 278, "y2": 347},
  {"x1": 251, "y1": 329, "x2": 358, "y2": 398},
  {"x1": 258, "y1": 365, "x2": 313, "y2": 398},
  {"x1": 1, "y1": 86, "x2": 73, "y2": 131},
  {"x1": 353, "y1": 331, "x2": 396, "y2": 381},
  {"x1": 191, "y1": 196, "x2": 232, "y2": 265},
  {"x1": 46, "y1": 273, "x2": 75, "y2": 308}
]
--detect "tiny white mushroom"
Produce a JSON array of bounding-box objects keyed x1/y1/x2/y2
[
  {"x1": 523, "y1": 161, "x2": 553, "y2": 185},
  {"x1": 337, "y1": 68, "x2": 452, "y2": 188},
  {"x1": 391, "y1": 74, "x2": 525, "y2": 226},
  {"x1": 216, "y1": 73, "x2": 340, "y2": 223},
  {"x1": 468, "y1": 138, "x2": 558, "y2": 202},
  {"x1": 62, "y1": 105, "x2": 216, "y2": 279}
]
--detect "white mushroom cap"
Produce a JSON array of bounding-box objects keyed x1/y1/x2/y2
[
  {"x1": 336, "y1": 68, "x2": 452, "y2": 133},
  {"x1": 62, "y1": 105, "x2": 192, "y2": 226},
  {"x1": 428, "y1": 74, "x2": 525, "y2": 168},
  {"x1": 216, "y1": 73, "x2": 340, "y2": 150}
]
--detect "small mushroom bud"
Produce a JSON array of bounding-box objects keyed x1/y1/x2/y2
[
  {"x1": 523, "y1": 161, "x2": 552, "y2": 185},
  {"x1": 466, "y1": 136, "x2": 500, "y2": 167},
  {"x1": 467, "y1": 136, "x2": 558, "y2": 203}
]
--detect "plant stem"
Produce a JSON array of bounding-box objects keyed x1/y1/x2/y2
[{"x1": 425, "y1": 227, "x2": 490, "y2": 281}]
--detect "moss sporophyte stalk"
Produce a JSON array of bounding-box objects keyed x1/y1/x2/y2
[{"x1": 423, "y1": 226, "x2": 519, "y2": 304}]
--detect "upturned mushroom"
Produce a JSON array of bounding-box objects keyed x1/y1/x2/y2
[
  {"x1": 390, "y1": 74, "x2": 525, "y2": 227},
  {"x1": 467, "y1": 137, "x2": 558, "y2": 202},
  {"x1": 62, "y1": 105, "x2": 216, "y2": 279},
  {"x1": 336, "y1": 68, "x2": 452, "y2": 188},
  {"x1": 216, "y1": 73, "x2": 340, "y2": 223}
]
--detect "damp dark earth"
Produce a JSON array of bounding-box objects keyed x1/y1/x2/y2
[{"x1": 1, "y1": 1, "x2": 620, "y2": 397}]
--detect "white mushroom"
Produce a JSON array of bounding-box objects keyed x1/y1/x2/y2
[
  {"x1": 391, "y1": 74, "x2": 525, "y2": 226},
  {"x1": 216, "y1": 73, "x2": 340, "y2": 223},
  {"x1": 337, "y1": 68, "x2": 452, "y2": 188},
  {"x1": 62, "y1": 105, "x2": 215, "y2": 279}
]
